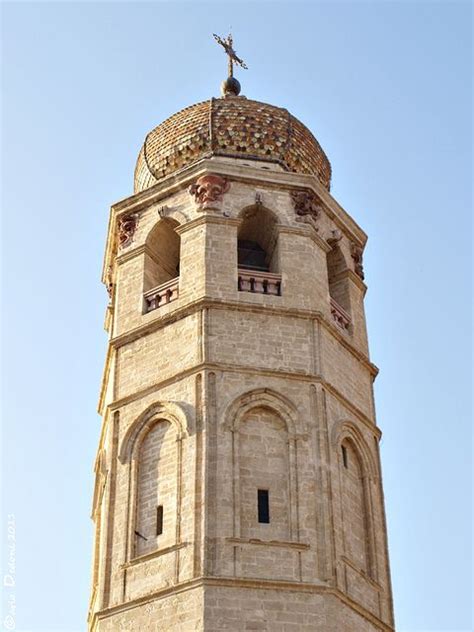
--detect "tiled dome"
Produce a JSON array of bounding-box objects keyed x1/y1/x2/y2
[{"x1": 134, "y1": 96, "x2": 331, "y2": 193}]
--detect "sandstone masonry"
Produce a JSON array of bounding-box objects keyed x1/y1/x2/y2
[{"x1": 89, "y1": 95, "x2": 395, "y2": 631}]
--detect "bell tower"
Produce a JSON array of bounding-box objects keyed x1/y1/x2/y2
[{"x1": 88, "y1": 40, "x2": 395, "y2": 632}]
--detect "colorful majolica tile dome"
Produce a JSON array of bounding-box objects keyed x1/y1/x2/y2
[{"x1": 134, "y1": 96, "x2": 332, "y2": 193}]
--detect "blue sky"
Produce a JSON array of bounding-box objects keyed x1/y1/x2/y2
[{"x1": 1, "y1": 2, "x2": 472, "y2": 631}]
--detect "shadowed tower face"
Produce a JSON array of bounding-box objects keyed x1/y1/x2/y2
[{"x1": 88, "y1": 64, "x2": 394, "y2": 631}]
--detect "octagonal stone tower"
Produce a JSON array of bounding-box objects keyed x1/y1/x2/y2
[{"x1": 88, "y1": 92, "x2": 395, "y2": 631}]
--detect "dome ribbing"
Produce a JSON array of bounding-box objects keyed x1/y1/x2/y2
[{"x1": 134, "y1": 96, "x2": 331, "y2": 193}]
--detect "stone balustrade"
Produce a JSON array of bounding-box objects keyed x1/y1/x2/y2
[
  {"x1": 144, "y1": 277, "x2": 179, "y2": 312},
  {"x1": 330, "y1": 297, "x2": 351, "y2": 330},
  {"x1": 237, "y1": 269, "x2": 282, "y2": 296}
]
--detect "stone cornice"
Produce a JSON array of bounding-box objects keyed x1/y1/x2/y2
[
  {"x1": 103, "y1": 362, "x2": 380, "y2": 439},
  {"x1": 226, "y1": 537, "x2": 310, "y2": 550},
  {"x1": 175, "y1": 214, "x2": 240, "y2": 235},
  {"x1": 109, "y1": 297, "x2": 377, "y2": 375},
  {"x1": 98, "y1": 297, "x2": 378, "y2": 417},
  {"x1": 102, "y1": 157, "x2": 368, "y2": 280},
  {"x1": 91, "y1": 576, "x2": 394, "y2": 631},
  {"x1": 121, "y1": 542, "x2": 188, "y2": 569}
]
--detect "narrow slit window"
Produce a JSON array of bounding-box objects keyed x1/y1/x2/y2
[
  {"x1": 342, "y1": 445, "x2": 348, "y2": 468},
  {"x1": 156, "y1": 505, "x2": 163, "y2": 536},
  {"x1": 257, "y1": 489, "x2": 270, "y2": 523}
]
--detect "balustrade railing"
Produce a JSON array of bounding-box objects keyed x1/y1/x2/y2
[
  {"x1": 330, "y1": 297, "x2": 351, "y2": 330},
  {"x1": 237, "y1": 269, "x2": 282, "y2": 296},
  {"x1": 144, "y1": 277, "x2": 179, "y2": 312}
]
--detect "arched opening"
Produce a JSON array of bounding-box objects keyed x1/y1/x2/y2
[
  {"x1": 327, "y1": 244, "x2": 349, "y2": 309},
  {"x1": 340, "y1": 438, "x2": 370, "y2": 573},
  {"x1": 327, "y1": 244, "x2": 351, "y2": 328},
  {"x1": 238, "y1": 206, "x2": 279, "y2": 273},
  {"x1": 134, "y1": 419, "x2": 177, "y2": 557},
  {"x1": 144, "y1": 219, "x2": 180, "y2": 291},
  {"x1": 237, "y1": 206, "x2": 281, "y2": 296},
  {"x1": 143, "y1": 219, "x2": 180, "y2": 311}
]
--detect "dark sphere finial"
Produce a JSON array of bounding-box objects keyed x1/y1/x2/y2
[{"x1": 221, "y1": 76, "x2": 241, "y2": 97}]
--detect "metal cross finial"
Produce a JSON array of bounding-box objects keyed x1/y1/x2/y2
[{"x1": 213, "y1": 32, "x2": 248, "y2": 78}]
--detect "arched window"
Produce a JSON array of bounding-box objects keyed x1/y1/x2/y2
[
  {"x1": 327, "y1": 244, "x2": 349, "y2": 309},
  {"x1": 144, "y1": 218, "x2": 180, "y2": 291},
  {"x1": 134, "y1": 420, "x2": 177, "y2": 557},
  {"x1": 340, "y1": 439, "x2": 370, "y2": 573},
  {"x1": 143, "y1": 219, "x2": 180, "y2": 311},
  {"x1": 237, "y1": 206, "x2": 281, "y2": 296},
  {"x1": 327, "y1": 244, "x2": 351, "y2": 329},
  {"x1": 238, "y1": 206, "x2": 279, "y2": 273}
]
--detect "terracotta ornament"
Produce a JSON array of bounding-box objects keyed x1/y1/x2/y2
[
  {"x1": 351, "y1": 243, "x2": 365, "y2": 280},
  {"x1": 189, "y1": 174, "x2": 230, "y2": 209},
  {"x1": 117, "y1": 213, "x2": 139, "y2": 248},
  {"x1": 291, "y1": 190, "x2": 322, "y2": 229},
  {"x1": 327, "y1": 229, "x2": 342, "y2": 247},
  {"x1": 105, "y1": 265, "x2": 114, "y2": 299}
]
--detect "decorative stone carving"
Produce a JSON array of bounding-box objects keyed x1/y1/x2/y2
[
  {"x1": 351, "y1": 243, "x2": 365, "y2": 280},
  {"x1": 291, "y1": 189, "x2": 322, "y2": 230},
  {"x1": 330, "y1": 297, "x2": 351, "y2": 331},
  {"x1": 327, "y1": 229, "x2": 342, "y2": 247},
  {"x1": 117, "y1": 213, "x2": 138, "y2": 248},
  {"x1": 105, "y1": 265, "x2": 114, "y2": 300},
  {"x1": 188, "y1": 174, "x2": 230, "y2": 209}
]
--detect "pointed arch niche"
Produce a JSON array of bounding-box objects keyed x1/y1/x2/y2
[
  {"x1": 119, "y1": 403, "x2": 188, "y2": 561},
  {"x1": 335, "y1": 423, "x2": 378, "y2": 581},
  {"x1": 224, "y1": 390, "x2": 304, "y2": 544}
]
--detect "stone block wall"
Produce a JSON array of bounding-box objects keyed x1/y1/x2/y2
[
  {"x1": 135, "y1": 420, "x2": 178, "y2": 557},
  {"x1": 93, "y1": 585, "x2": 204, "y2": 632},
  {"x1": 203, "y1": 585, "x2": 385, "y2": 632},
  {"x1": 90, "y1": 158, "x2": 394, "y2": 631}
]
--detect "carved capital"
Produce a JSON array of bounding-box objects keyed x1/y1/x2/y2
[
  {"x1": 117, "y1": 213, "x2": 139, "y2": 248},
  {"x1": 327, "y1": 229, "x2": 342, "y2": 247},
  {"x1": 291, "y1": 189, "x2": 322, "y2": 230},
  {"x1": 351, "y1": 243, "x2": 365, "y2": 280},
  {"x1": 188, "y1": 174, "x2": 230, "y2": 210}
]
